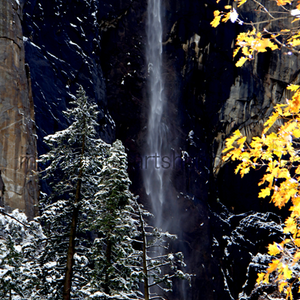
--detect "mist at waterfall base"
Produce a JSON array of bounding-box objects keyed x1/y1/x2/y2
[{"x1": 143, "y1": 0, "x2": 190, "y2": 299}]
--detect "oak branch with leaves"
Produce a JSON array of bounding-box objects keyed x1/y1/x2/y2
[{"x1": 212, "y1": 0, "x2": 300, "y2": 299}]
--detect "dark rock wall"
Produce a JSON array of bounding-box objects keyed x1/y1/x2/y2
[
  {"x1": 20, "y1": 0, "x2": 294, "y2": 299},
  {"x1": 22, "y1": 0, "x2": 115, "y2": 148}
]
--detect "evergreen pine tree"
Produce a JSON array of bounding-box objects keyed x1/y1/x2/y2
[
  {"x1": 81, "y1": 140, "x2": 191, "y2": 300},
  {"x1": 81, "y1": 140, "x2": 143, "y2": 299},
  {"x1": 0, "y1": 209, "x2": 45, "y2": 300},
  {"x1": 39, "y1": 86, "x2": 190, "y2": 300},
  {"x1": 39, "y1": 86, "x2": 108, "y2": 300}
]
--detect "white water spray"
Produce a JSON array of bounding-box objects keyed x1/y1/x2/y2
[{"x1": 144, "y1": 0, "x2": 169, "y2": 226}]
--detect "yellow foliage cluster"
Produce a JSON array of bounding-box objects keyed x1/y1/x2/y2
[
  {"x1": 234, "y1": 28, "x2": 278, "y2": 67},
  {"x1": 223, "y1": 86, "x2": 300, "y2": 299},
  {"x1": 211, "y1": 0, "x2": 300, "y2": 66},
  {"x1": 211, "y1": 0, "x2": 300, "y2": 298}
]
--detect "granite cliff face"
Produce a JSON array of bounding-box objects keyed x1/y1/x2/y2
[
  {"x1": 0, "y1": 0, "x2": 37, "y2": 220},
  {"x1": 1, "y1": 0, "x2": 295, "y2": 298}
]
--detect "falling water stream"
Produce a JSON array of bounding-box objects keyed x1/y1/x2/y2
[
  {"x1": 144, "y1": 0, "x2": 168, "y2": 228},
  {"x1": 144, "y1": 2, "x2": 189, "y2": 299}
]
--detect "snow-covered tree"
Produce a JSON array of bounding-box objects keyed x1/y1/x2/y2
[
  {"x1": 0, "y1": 209, "x2": 45, "y2": 300},
  {"x1": 39, "y1": 86, "x2": 108, "y2": 300},
  {"x1": 38, "y1": 86, "x2": 190, "y2": 300},
  {"x1": 133, "y1": 200, "x2": 191, "y2": 300},
  {"x1": 80, "y1": 139, "x2": 191, "y2": 300},
  {"x1": 81, "y1": 140, "x2": 143, "y2": 299}
]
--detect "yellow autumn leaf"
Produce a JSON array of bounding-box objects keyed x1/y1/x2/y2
[
  {"x1": 284, "y1": 217, "x2": 297, "y2": 235},
  {"x1": 289, "y1": 38, "x2": 300, "y2": 47},
  {"x1": 293, "y1": 252, "x2": 300, "y2": 264},
  {"x1": 263, "y1": 272, "x2": 269, "y2": 284},
  {"x1": 277, "y1": 168, "x2": 290, "y2": 179},
  {"x1": 242, "y1": 47, "x2": 251, "y2": 56},
  {"x1": 213, "y1": 10, "x2": 220, "y2": 17},
  {"x1": 223, "y1": 130, "x2": 243, "y2": 151},
  {"x1": 222, "y1": 12, "x2": 231, "y2": 23},
  {"x1": 268, "y1": 242, "x2": 281, "y2": 256},
  {"x1": 240, "y1": 167, "x2": 250, "y2": 178},
  {"x1": 254, "y1": 39, "x2": 278, "y2": 53},
  {"x1": 267, "y1": 259, "x2": 281, "y2": 273},
  {"x1": 211, "y1": 15, "x2": 222, "y2": 28},
  {"x1": 287, "y1": 84, "x2": 300, "y2": 92},
  {"x1": 263, "y1": 112, "x2": 279, "y2": 134},
  {"x1": 210, "y1": 0, "x2": 300, "y2": 295},
  {"x1": 236, "y1": 56, "x2": 248, "y2": 67},
  {"x1": 286, "y1": 286, "x2": 293, "y2": 300},
  {"x1": 283, "y1": 265, "x2": 293, "y2": 280},
  {"x1": 233, "y1": 47, "x2": 240, "y2": 58},
  {"x1": 293, "y1": 129, "x2": 300, "y2": 138},
  {"x1": 295, "y1": 165, "x2": 300, "y2": 174},
  {"x1": 236, "y1": 0, "x2": 248, "y2": 7},
  {"x1": 290, "y1": 202, "x2": 300, "y2": 216},
  {"x1": 276, "y1": 0, "x2": 291, "y2": 5},
  {"x1": 259, "y1": 187, "x2": 271, "y2": 198},
  {"x1": 211, "y1": 11, "x2": 222, "y2": 28},
  {"x1": 279, "y1": 281, "x2": 288, "y2": 293},
  {"x1": 256, "y1": 272, "x2": 265, "y2": 284}
]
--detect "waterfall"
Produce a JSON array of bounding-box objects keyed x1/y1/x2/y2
[
  {"x1": 144, "y1": 0, "x2": 168, "y2": 227},
  {"x1": 143, "y1": 3, "x2": 189, "y2": 299}
]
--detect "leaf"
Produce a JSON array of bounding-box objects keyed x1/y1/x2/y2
[
  {"x1": 267, "y1": 259, "x2": 281, "y2": 273},
  {"x1": 279, "y1": 281, "x2": 288, "y2": 293},
  {"x1": 276, "y1": 0, "x2": 291, "y2": 5},
  {"x1": 211, "y1": 11, "x2": 222, "y2": 28},
  {"x1": 236, "y1": 0, "x2": 248, "y2": 7},
  {"x1": 259, "y1": 187, "x2": 271, "y2": 198},
  {"x1": 284, "y1": 217, "x2": 297, "y2": 235},
  {"x1": 293, "y1": 252, "x2": 300, "y2": 264},
  {"x1": 256, "y1": 272, "x2": 265, "y2": 284},
  {"x1": 293, "y1": 129, "x2": 300, "y2": 138},
  {"x1": 222, "y1": 12, "x2": 231, "y2": 23},
  {"x1": 263, "y1": 112, "x2": 279, "y2": 134},
  {"x1": 283, "y1": 265, "x2": 292, "y2": 280},
  {"x1": 233, "y1": 47, "x2": 240, "y2": 58},
  {"x1": 295, "y1": 165, "x2": 300, "y2": 174},
  {"x1": 268, "y1": 242, "x2": 281, "y2": 256},
  {"x1": 240, "y1": 167, "x2": 250, "y2": 177},
  {"x1": 254, "y1": 38, "x2": 278, "y2": 52},
  {"x1": 286, "y1": 286, "x2": 293, "y2": 300},
  {"x1": 236, "y1": 56, "x2": 248, "y2": 67},
  {"x1": 287, "y1": 84, "x2": 300, "y2": 92}
]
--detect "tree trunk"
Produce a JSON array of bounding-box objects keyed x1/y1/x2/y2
[
  {"x1": 104, "y1": 238, "x2": 112, "y2": 295},
  {"x1": 62, "y1": 198, "x2": 81, "y2": 300},
  {"x1": 63, "y1": 129, "x2": 86, "y2": 300},
  {"x1": 138, "y1": 204, "x2": 150, "y2": 300}
]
